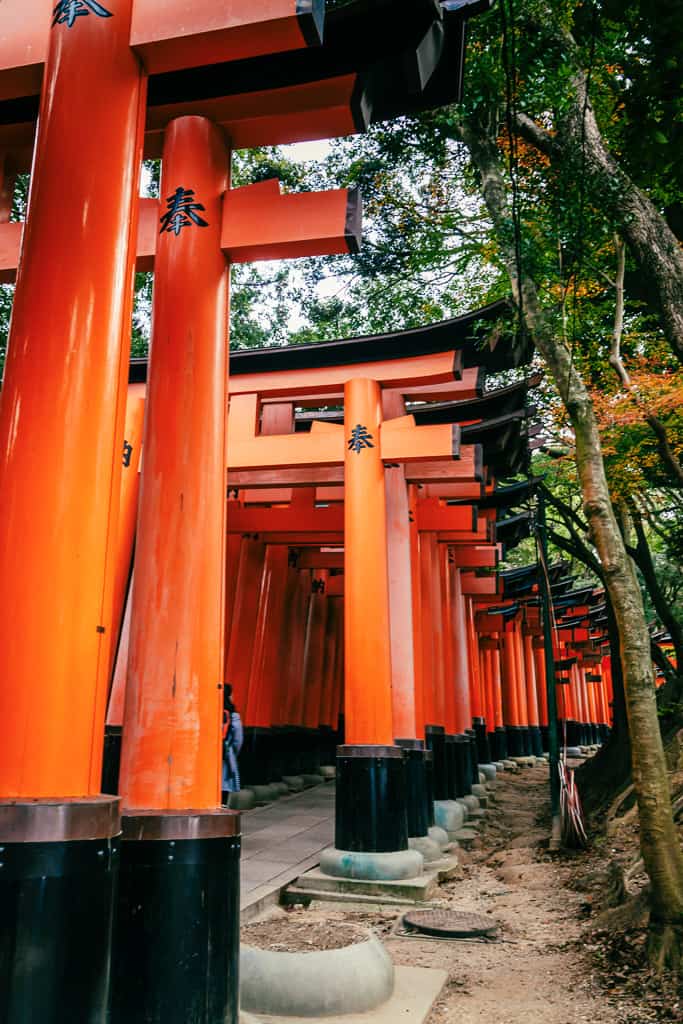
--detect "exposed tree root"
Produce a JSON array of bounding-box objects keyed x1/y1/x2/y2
[{"x1": 647, "y1": 920, "x2": 683, "y2": 976}]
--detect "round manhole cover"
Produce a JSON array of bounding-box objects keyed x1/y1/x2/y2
[{"x1": 402, "y1": 909, "x2": 498, "y2": 939}]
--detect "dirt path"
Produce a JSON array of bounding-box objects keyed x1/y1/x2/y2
[
  {"x1": 391, "y1": 765, "x2": 655, "y2": 1024},
  {"x1": 242, "y1": 764, "x2": 670, "y2": 1023}
]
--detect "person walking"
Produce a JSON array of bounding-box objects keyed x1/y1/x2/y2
[{"x1": 221, "y1": 684, "x2": 243, "y2": 805}]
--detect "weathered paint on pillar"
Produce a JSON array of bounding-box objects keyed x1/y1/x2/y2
[
  {"x1": 343, "y1": 378, "x2": 393, "y2": 745},
  {"x1": 119, "y1": 116, "x2": 230, "y2": 812},
  {"x1": 0, "y1": 0, "x2": 146, "y2": 798}
]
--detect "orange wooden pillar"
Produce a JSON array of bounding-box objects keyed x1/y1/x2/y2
[
  {"x1": 533, "y1": 640, "x2": 550, "y2": 753},
  {"x1": 523, "y1": 630, "x2": 543, "y2": 756},
  {"x1": 343, "y1": 378, "x2": 393, "y2": 745},
  {"x1": 226, "y1": 536, "x2": 267, "y2": 713},
  {"x1": 500, "y1": 628, "x2": 522, "y2": 755},
  {"x1": 383, "y1": 397, "x2": 419, "y2": 743},
  {"x1": 420, "y1": 531, "x2": 449, "y2": 802},
  {"x1": 512, "y1": 619, "x2": 531, "y2": 755},
  {"x1": 119, "y1": 116, "x2": 231, "y2": 813},
  {"x1": 419, "y1": 532, "x2": 437, "y2": 727},
  {"x1": 0, "y1": 5, "x2": 145, "y2": 1015},
  {"x1": 102, "y1": 391, "x2": 145, "y2": 792},
  {"x1": 113, "y1": 116, "x2": 239, "y2": 1024},
  {"x1": 282, "y1": 570, "x2": 313, "y2": 729},
  {"x1": 319, "y1": 595, "x2": 342, "y2": 765},
  {"x1": 302, "y1": 574, "x2": 330, "y2": 732},
  {"x1": 466, "y1": 593, "x2": 492, "y2": 767},
  {"x1": 245, "y1": 545, "x2": 291, "y2": 785},
  {"x1": 409, "y1": 485, "x2": 426, "y2": 737},
  {"x1": 110, "y1": 391, "x2": 146, "y2": 681},
  {"x1": 491, "y1": 640, "x2": 506, "y2": 756},
  {"x1": 329, "y1": 377, "x2": 415, "y2": 870},
  {"x1": 440, "y1": 546, "x2": 457, "y2": 736},
  {"x1": 0, "y1": 0, "x2": 145, "y2": 805},
  {"x1": 450, "y1": 566, "x2": 473, "y2": 736}
]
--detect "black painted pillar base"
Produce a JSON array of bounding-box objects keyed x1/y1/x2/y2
[
  {"x1": 0, "y1": 797, "x2": 120, "y2": 1024},
  {"x1": 444, "y1": 734, "x2": 458, "y2": 799},
  {"x1": 111, "y1": 810, "x2": 240, "y2": 1024},
  {"x1": 102, "y1": 724, "x2": 122, "y2": 795},
  {"x1": 465, "y1": 729, "x2": 479, "y2": 783},
  {"x1": 519, "y1": 726, "x2": 531, "y2": 757},
  {"x1": 424, "y1": 749, "x2": 436, "y2": 827},
  {"x1": 319, "y1": 725, "x2": 337, "y2": 766},
  {"x1": 529, "y1": 726, "x2": 544, "y2": 757},
  {"x1": 493, "y1": 726, "x2": 508, "y2": 761},
  {"x1": 240, "y1": 726, "x2": 272, "y2": 785},
  {"x1": 473, "y1": 718, "x2": 492, "y2": 764},
  {"x1": 453, "y1": 735, "x2": 472, "y2": 797},
  {"x1": 566, "y1": 720, "x2": 581, "y2": 746},
  {"x1": 395, "y1": 739, "x2": 431, "y2": 839},
  {"x1": 506, "y1": 725, "x2": 524, "y2": 757},
  {"x1": 335, "y1": 745, "x2": 409, "y2": 852},
  {"x1": 425, "y1": 725, "x2": 448, "y2": 802},
  {"x1": 539, "y1": 725, "x2": 550, "y2": 753}
]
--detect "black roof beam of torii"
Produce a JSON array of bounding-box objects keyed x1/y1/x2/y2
[
  {"x1": 0, "y1": 0, "x2": 494, "y2": 158},
  {"x1": 128, "y1": 298, "x2": 525, "y2": 384}
]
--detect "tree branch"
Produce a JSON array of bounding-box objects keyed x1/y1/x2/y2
[{"x1": 513, "y1": 113, "x2": 560, "y2": 159}]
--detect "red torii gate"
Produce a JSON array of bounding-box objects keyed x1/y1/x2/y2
[{"x1": 0, "y1": 3, "x2": 490, "y2": 1022}]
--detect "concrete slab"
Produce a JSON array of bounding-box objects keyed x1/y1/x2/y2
[
  {"x1": 289, "y1": 866, "x2": 438, "y2": 903},
  {"x1": 239, "y1": 964, "x2": 447, "y2": 1024}
]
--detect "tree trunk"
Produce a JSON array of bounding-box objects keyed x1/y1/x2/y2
[
  {"x1": 460, "y1": 114, "x2": 683, "y2": 969},
  {"x1": 630, "y1": 509, "x2": 683, "y2": 692}
]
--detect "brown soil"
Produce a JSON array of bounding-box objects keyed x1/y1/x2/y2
[
  {"x1": 241, "y1": 919, "x2": 368, "y2": 952},
  {"x1": 242, "y1": 763, "x2": 681, "y2": 1022}
]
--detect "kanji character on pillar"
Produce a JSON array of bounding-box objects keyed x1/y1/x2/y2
[
  {"x1": 52, "y1": 0, "x2": 112, "y2": 28},
  {"x1": 348, "y1": 424, "x2": 374, "y2": 454},
  {"x1": 159, "y1": 187, "x2": 209, "y2": 236}
]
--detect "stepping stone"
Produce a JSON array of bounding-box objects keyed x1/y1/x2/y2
[
  {"x1": 453, "y1": 828, "x2": 479, "y2": 850},
  {"x1": 300, "y1": 773, "x2": 325, "y2": 788},
  {"x1": 228, "y1": 789, "x2": 255, "y2": 810},
  {"x1": 471, "y1": 784, "x2": 488, "y2": 807},
  {"x1": 319, "y1": 765, "x2": 336, "y2": 780},
  {"x1": 282, "y1": 775, "x2": 305, "y2": 792}
]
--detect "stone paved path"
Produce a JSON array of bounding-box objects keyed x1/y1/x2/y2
[{"x1": 240, "y1": 783, "x2": 334, "y2": 917}]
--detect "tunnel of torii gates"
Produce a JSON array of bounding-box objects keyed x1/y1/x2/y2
[{"x1": 0, "y1": 1, "x2": 616, "y2": 1022}]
